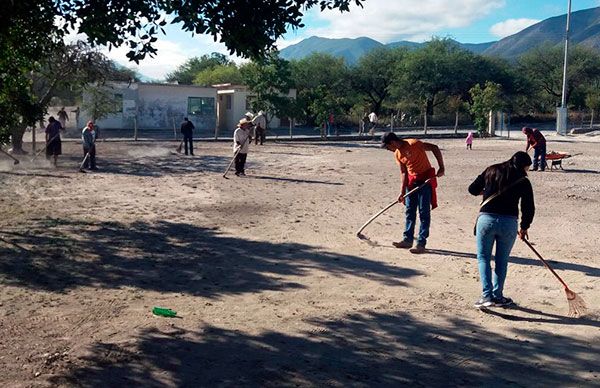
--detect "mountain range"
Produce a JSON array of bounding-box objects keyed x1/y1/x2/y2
[{"x1": 280, "y1": 6, "x2": 600, "y2": 63}]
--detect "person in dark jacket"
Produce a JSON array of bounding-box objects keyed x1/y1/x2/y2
[
  {"x1": 180, "y1": 117, "x2": 195, "y2": 155},
  {"x1": 522, "y1": 127, "x2": 546, "y2": 171},
  {"x1": 45, "y1": 116, "x2": 63, "y2": 167},
  {"x1": 468, "y1": 151, "x2": 535, "y2": 308}
]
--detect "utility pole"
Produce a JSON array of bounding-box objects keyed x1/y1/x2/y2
[{"x1": 557, "y1": 0, "x2": 572, "y2": 135}]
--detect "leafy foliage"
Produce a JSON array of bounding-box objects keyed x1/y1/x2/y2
[
  {"x1": 241, "y1": 52, "x2": 297, "y2": 123},
  {"x1": 166, "y1": 53, "x2": 232, "y2": 84},
  {"x1": 469, "y1": 82, "x2": 507, "y2": 134}
]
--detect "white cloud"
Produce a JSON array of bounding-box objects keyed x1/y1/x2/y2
[
  {"x1": 303, "y1": 0, "x2": 506, "y2": 43},
  {"x1": 101, "y1": 35, "x2": 236, "y2": 80},
  {"x1": 490, "y1": 18, "x2": 540, "y2": 38}
]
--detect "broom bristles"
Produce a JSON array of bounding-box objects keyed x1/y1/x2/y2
[{"x1": 566, "y1": 289, "x2": 588, "y2": 318}]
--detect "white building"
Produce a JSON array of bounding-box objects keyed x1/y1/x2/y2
[
  {"x1": 214, "y1": 84, "x2": 297, "y2": 136},
  {"x1": 81, "y1": 82, "x2": 217, "y2": 136}
]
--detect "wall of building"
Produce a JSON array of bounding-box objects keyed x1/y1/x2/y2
[{"x1": 84, "y1": 83, "x2": 217, "y2": 136}]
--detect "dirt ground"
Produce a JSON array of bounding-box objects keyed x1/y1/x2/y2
[{"x1": 0, "y1": 133, "x2": 599, "y2": 387}]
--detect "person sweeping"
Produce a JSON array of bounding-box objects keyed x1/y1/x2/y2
[
  {"x1": 81, "y1": 121, "x2": 98, "y2": 170},
  {"x1": 233, "y1": 117, "x2": 253, "y2": 176},
  {"x1": 522, "y1": 127, "x2": 546, "y2": 171},
  {"x1": 468, "y1": 151, "x2": 535, "y2": 308},
  {"x1": 381, "y1": 132, "x2": 445, "y2": 254}
]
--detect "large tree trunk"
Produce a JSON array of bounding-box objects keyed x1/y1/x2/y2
[
  {"x1": 10, "y1": 125, "x2": 28, "y2": 154},
  {"x1": 591, "y1": 109, "x2": 595, "y2": 129},
  {"x1": 423, "y1": 110, "x2": 428, "y2": 135},
  {"x1": 454, "y1": 110, "x2": 459, "y2": 134}
]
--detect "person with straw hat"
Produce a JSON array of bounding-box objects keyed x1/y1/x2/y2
[{"x1": 233, "y1": 116, "x2": 254, "y2": 176}]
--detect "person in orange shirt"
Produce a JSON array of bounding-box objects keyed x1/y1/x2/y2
[{"x1": 381, "y1": 132, "x2": 445, "y2": 254}]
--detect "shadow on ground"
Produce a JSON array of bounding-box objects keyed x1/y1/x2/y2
[
  {"x1": 0, "y1": 218, "x2": 420, "y2": 295},
  {"x1": 50, "y1": 309, "x2": 600, "y2": 387}
]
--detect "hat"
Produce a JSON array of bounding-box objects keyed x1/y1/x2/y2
[
  {"x1": 380, "y1": 132, "x2": 400, "y2": 148},
  {"x1": 244, "y1": 111, "x2": 254, "y2": 119},
  {"x1": 238, "y1": 117, "x2": 252, "y2": 127}
]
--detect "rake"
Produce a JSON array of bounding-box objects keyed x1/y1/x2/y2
[
  {"x1": 0, "y1": 148, "x2": 20, "y2": 165},
  {"x1": 356, "y1": 178, "x2": 432, "y2": 240},
  {"x1": 522, "y1": 238, "x2": 587, "y2": 318}
]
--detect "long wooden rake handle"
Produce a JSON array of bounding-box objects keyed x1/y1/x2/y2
[
  {"x1": 31, "y1": 133, "x2": 60, "y2": 162},
  {"x1": 223, "y1": 147, "x2": 242, "y2": 178},
  {"x1": 356, "y1": 178, "x2": 432, "y2": 237},
  {"x1": 0, "y1": 148, "x2": 20, "y2": 165},
  {"x1": 522, "y1": 238, "x2": 570, "y2": 290}
]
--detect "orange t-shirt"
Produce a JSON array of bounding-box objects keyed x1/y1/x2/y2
[{"x1": 394, "y1": 139, "x2": 431, "y2": 175}]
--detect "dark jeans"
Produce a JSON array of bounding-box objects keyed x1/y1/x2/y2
[
  {"x1": 403, "y1": 183, "x2": 432, "y2": 247},
  {"x1": 533, "y1": 143, "x2": 546, "y2": 170},
  {"x1": 184, "y1": 135, "x2": 194, "y2": 155},
  {"x1": 83, "y1": 146, "x2": 96, "y2": 169},
  {"x1": 235, "y1": 152, "x2": 247, "y2": 174},
  {"x1": 254, "y1": 127, "x2": 265, "y2": 145}
]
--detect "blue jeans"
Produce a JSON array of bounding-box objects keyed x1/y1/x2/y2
[
  {"x1": 403, "y1": 183, "x2": 432, "y2": 247},
  {"x1": 533, "y1": 143, "x2": 546, "y2": 170},
  {"x1": 476, "y1": 213, "x2": 518, "y2": 299}
]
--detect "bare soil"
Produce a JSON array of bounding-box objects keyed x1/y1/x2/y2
[{"x1": 1, "y1": 134, "x2": 599, "y2": 387}]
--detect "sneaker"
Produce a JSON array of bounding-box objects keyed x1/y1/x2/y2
[
  {"x1": 409, "y1": 245, "x2": 426, "y2": 254},
  {"x1": 474, "y1": 297, "x2": 493, "y2": 308},
  {"x1": 492, "y1": 297, "x2": 514, "y2": 307},
  {"x1": 393, "y1": 240, "x2": 413, "y2": 249}
]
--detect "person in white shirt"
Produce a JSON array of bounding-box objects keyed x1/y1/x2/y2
[
  {"x1": 233, "y1": 117, "x2": 253, "y2": 176},
  {"x1": 368, "y1": 111, "x2": 378, "y2": 135},
  {"x1": 252, "y1": 110, "x2": 267, "y2": 145}
]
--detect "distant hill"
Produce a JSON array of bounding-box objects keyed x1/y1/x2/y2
[
  {"x1": 483, "y1": 7, "x2": 600, "y2": 58},
  {"x1": 280, "y1": 36, "x2": 384, "y2": 64},
  {"x1": 280, "y1": 6, "x2": 600, "y2": 63}
]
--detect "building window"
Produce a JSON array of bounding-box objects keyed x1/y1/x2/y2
[
  {"x1": 226, "y1": 95, "x2": 232, "y2": 110},
  {"x1": 114, "y1": 93, "x2": 123, "y2": 113},
  {"x1": 188, "y1": 97, "x2": 215, "y2": 116}
]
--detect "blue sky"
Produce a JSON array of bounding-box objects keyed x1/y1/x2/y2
[{"x1": 101, "y1": 0, "x2": 600, "y2": 79}]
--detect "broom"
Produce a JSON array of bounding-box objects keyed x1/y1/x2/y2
[{"x1": 522, "y1": 238, "x2": 587, "y2": 318}]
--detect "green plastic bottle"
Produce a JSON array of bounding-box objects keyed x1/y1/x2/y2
[{"x1": 152, "y1": 307, "x2": 177, "y2": 317}]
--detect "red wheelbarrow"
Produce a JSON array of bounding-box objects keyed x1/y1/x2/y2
[{"x1": 545, "y1": 151, "x2": 581, "y2": 170}]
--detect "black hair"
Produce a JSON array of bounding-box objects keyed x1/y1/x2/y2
[
  {"x1": 48, "y1": 116, "x2": 55, "y2": 122},
  {"x1": 381, "y1": 132, "x2": 400, "y2": 145},
  {"x1": 483, "y1": 151, "x2": 532, "y2": 192},
  {"x1": 183, "y1": 117, "x2": 188, "y2": 121}
]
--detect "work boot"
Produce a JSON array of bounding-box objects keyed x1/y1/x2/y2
[
  {"x1": 409, "y1": 245, "x2": 426, "y2": 254},
  {"x1": 393, "y1": 240, "x2": 412, "y2": 249}
]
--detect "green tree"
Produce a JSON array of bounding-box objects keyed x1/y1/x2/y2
[
  {"x1": 166, "y1": 53, "x2": 232, "y2": 84},
  {"x1": 241, "y1": 52, "x2": 296, "y2": 126},
  {"x1": 8, "y1": 42, "x2": 125, "y2": 153},
  {"x1": 518, "y1": 44, "x2": 600, "y2": 107},
  {"x1": 393, "y1": 39, "x2": 472, "y2": 132},
  {"x1": 82, "y1": 86, "x2": 122, "y2": 123},
  {"x1": 1, "y1": 0, "x2": 362, "y2": 142},
  {"x1": 351, "y1": 47, "x2": 407, "y2": 115},
  {"x1": 469, "y1": 82, "x2": 507, "y2": 136},
  {"x1": 290, "y1": 53, "x2": 352, "y2": 126},
  {"x1": 193, "y1": 64, "x2": 243, "y2": 86},
  {"x1": 584, "y1": 86, "x2": 600, "y2": 128}
]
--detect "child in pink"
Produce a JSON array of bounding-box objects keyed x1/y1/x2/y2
[{"x1": 466, "y1": 131, "x2": 473, "y2": 150}]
